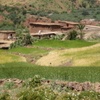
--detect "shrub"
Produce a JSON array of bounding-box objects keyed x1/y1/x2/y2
[
  {"x1": 17, "y1": 87, "x2": 57, "y2": 100},
  {"x1": 0, "y1": 92, "x2": 10, "y2": 100},
  {"x1": 4, "y1": 82, "x2": 15, "y2": 89},
  {"x1": 68, "y1": 30, "x2": 78, "y2": 40},
  {"x1": 10, "y1": 27, "x2": 33, "y2": 49}
]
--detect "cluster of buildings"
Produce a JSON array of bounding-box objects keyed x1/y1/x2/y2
[
  {"x1": 0, "y1": 16, "x2": 100, "y2": 48},
  {"x1": 0, "y1": 16, "x2": 79, "y2": 40},
  {"x1": 25, "y1": 16, "x2": 79, "y2": 38}
]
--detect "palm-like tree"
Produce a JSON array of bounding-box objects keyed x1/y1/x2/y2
[{"x1": 77, "y1": 24, "x2": 85, "y2": 40}]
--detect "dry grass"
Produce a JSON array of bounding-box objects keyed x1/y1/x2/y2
[{"x1": 36, "y1": 43, "x2": 100, "y2": 67}]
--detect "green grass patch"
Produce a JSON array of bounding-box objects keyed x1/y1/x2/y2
[
  {"x1": 9, "y1": 47, "x2": 49, "y2": 57},
  {"x1": 0, "y1": 50, "x2": 26, "y2": 64},
  {"x1": 33, "y1": 40, "x2": 96, "y2": 48},
  {"x1": 0, "y1": 62, "x2": 100, "y2": 82}
]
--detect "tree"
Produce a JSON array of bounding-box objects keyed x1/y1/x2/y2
[
  {"x1": 77, "y1": 24, "x2": 85, "y2": 40},
  {"x1": 10, "y1": 26, "x2": 33, "y2": 48}
]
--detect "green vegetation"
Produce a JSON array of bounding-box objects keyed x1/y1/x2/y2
[
  {"x1": 0, "y1": 0, "x2": 99, "y2": 12},
  {"x1": 0, "y1": 1, "x2": 100, "y2": 25},
  {"x1": 68, "y1": 30, "x2": 78, "y2": 40},
  {"x1": 0, "y1": 62, "x2": 100, "y2": 82},
  {"x1": 33, "y1": 40, "x2": 96, "y2": 48},
  {"x1": 0, "y1": 21, "x2": 15, "y2": 30},
  {"x1": 77, "y1": 24, "x2": 85, "y2": 40},
  {"x1": 0, "y1": 50, "x2": 26, "y2": 64},
  {"x1": 10, "y1": 27, "x2": 33, "y2": 48},
  {"x1": 0, "y1": 1, "x2": 100, "y2": 99},
  {"x1": 9, "y1": 40, "x2": 96, "y2": 58},
  {"x1": 49, "y1": 7, "x2": 100, "y2": 21},
  {"x1": 0, "y1": 40, "x2": 99, "y2": 81},
  {"x1": 0, "y1": 75, "x2": 100, "y2": 100},
  {"x1": 9, "y1": 47, "x2": 48, "y2": 55}
]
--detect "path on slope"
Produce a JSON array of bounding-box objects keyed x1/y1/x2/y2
[{"x1": 36, "y1": 43, "x2": 100, "y2": 67}]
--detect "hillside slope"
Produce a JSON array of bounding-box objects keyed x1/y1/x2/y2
[{"x1": 0, "y1": 0, "x2": 100, "y2": 12}]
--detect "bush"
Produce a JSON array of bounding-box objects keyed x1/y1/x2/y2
[
  {"x1": 0, "y1": 92, "x2": 10, "y2": 100},
  {"x1": 10, "y1": 27, "x2": 33, "y2": 49},
  {"x1": 0, "y1": 21, "x2": 15, "y2": 30},
  {"x1": 68, "y1": 30, "x2": 78, "y2": 40},
  {"x1": 17, "y1": 87, "x2": 57, "y2": 100}
]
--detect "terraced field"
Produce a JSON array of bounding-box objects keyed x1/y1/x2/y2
[
  {"x1": 0, "y1": 40, "x2": 100, "y2": 82},
  {"x1": 36, "y1": 42, "x2": 100, "y2": 67}
]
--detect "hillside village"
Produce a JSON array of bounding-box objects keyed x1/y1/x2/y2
[
  {"x1": 0, "y1": 1, "x2": 100, "y2": 99},
  {"x1": 0, "y1": 15, "x2": 100, "y2": 48}
]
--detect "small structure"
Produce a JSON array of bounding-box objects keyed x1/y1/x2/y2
[
  {"x1": 0, "y1": 30, "x2": 16, "y2": 40},
  {"x1": 83, "y1": 25, "x2": 100, "y2": 32},
  {"x1": 83, "y1": 25, "x2": 100, "y2": 40},
  {"x1": 31, "y1": 31, "x2": 56, "y2": 39},
  {"x1": 29, "y1": 22, "x2": 62, "y2": 33},
  {"x1": 59, "y1": 21, "x2": 79, "y2": 30},
  {"x1": 0, "y1": 40, "x2": 14, "y2": 49},
  {"x1": 80, "y1": 19, "x2": 100, "y2": 26},
  {"x1": 0, "y1": 30, "x2": 16, "y2": 49}
]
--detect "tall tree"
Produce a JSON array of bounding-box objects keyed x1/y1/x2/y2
[{"x1": 77, "y1": 24, "x2": 85, "y2": 40}]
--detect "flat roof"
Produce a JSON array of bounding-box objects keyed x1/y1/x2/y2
[
  {"x1": 30, "y1": 31, "x2": 63, "y2": 36},
  {"x1": 59, "y1": 21, "x2": 79, "y2": 25},
  {"x1": 0, "y1": 30, "x2": 15, "y2": 33},
  {"x1": 85, "y1": 25, "x2": 100, "y2": 28},
  {"x1": 30, "y1": 22, "x2": 62, "y2": 26},
  {"x1": 61, "y1": 26, "x2": 74, "y2": 29}
]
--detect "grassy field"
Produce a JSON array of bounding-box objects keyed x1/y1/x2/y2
[
  {"x1": 33, "y1": 40, "x2": 96, "y2": 48},
  {"x1": 1, "y1": 40, "x2": 95, "y2": 64},
  {"x1": 34, "y1": 40, "x2": 100, "y2": 67},
  {"x1": 9, "y1": 46, "x2": 49, "y2": 57},
  {"x1": 0, "y1": 50, "x2": 26, "y2": 64},
  {"x1": 0, "y1": 40, "x2": 99, "y2": 82},
  {"x1": 0, "y1": 62, "x2": 100, "y2": 82}
]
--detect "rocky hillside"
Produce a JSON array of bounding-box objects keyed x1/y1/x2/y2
[{"x1": 0, "y1": 0, "x2": 100, "y2": 12}]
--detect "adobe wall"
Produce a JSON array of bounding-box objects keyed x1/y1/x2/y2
[
  {"x1": 0, "y1": 33, "x2": 5, "y2": 40},
  {"x1": 30, "y1": 24, "x2": 62, "y2": 33},
  {"x1": 0, "y1": 32, "x2": 16, "y2": 40}
]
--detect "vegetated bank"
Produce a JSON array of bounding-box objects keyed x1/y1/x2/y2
[
  {"x1": 0, "y1": 40, "x2": 100, "y2": 82},
  {"x1": 0, "y1": 62, "x2": 100, "y2": 82}
]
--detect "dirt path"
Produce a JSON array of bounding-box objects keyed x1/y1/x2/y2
[{"x1": 36, "y1": 43, "x2": 100, "y2": 67}]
